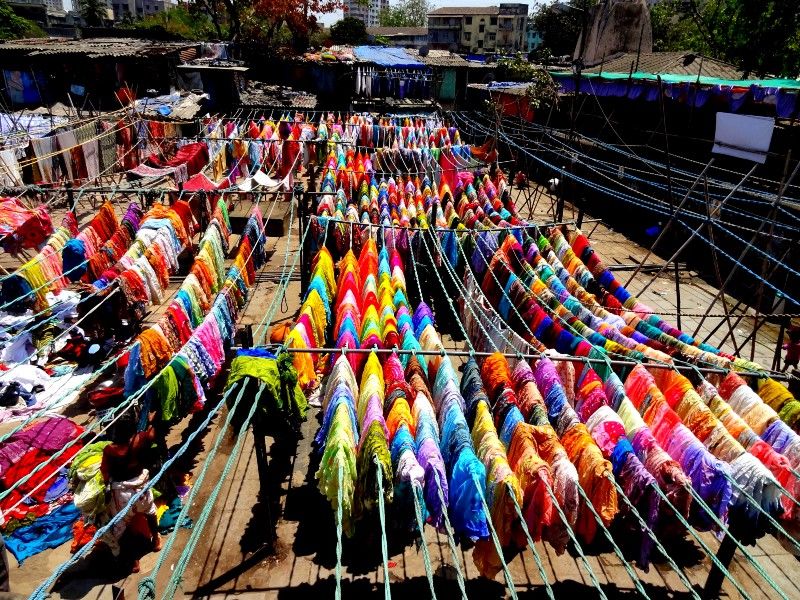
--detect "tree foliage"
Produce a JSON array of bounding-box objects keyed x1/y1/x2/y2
[
  {"x1": 122, "y1": 6, "x2": 225, "y2": 40},
  {"x1": 378, "y1": 0, "x2": 430, "y2": 27},
  {"x1": 496, "y1": 53, "x2": 560, "y2": 108},
  {"x1": 530, "y1": 0, "x2": 594, "y2": 58},
  {"x1": 81, "y1": 0, "x2": 107, "y2": 27},
  {"x1": 651, "y1": 0, "x2": 800, "y2": 77},
  {"x1": 240, "y1": 0, "x2": 341, "y2": 50},
  {"x1": 330, "y1": 16, "x2": 368, "y2": 45},
  {"x1": 0, "y1": 0, "x2": 44, "y2": 40}
]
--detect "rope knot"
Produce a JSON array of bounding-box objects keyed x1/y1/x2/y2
[{"x1": 138, "y1": 577, "x2": 157, "y2": 600}]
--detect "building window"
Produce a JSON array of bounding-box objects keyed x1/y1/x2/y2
[
  {"x1": 465, "y1": 16, "x2": 471, "y2": 24},
  {"x1": 478, "y1": 24, "x2": 484, "y2": 33},
  {"x1": 478, "y1": 40, "x2": 483, "y2": 48},
  {"x1": 490, "y1": 16, "x2": 497, "y2": 25},
  {"x1": 464, "y1": 32, "x2": 471, "y2": 41},
  {"x1": 488, "y1": 32, "x2": 495, "y2": 41}
]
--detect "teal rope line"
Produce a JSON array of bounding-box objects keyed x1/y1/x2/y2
[
  {"x1": 31, "y1": 380, "x2": 244, "y2": 599},
  {"x1": 573, "y1": 477, "x2": 650, "y2": 598},
  {"x1": 423, "y1": 228, "x2": 618, "y2": 598},
  {"x1": 686, "y1": 482, "x2": 786, "y2": 599},
  {"x1": 542, "y1": 483, "x2": 609, "y2": 600},
  {"x1": 136, "y1": 378, "x2": 252, "y2": 600},
  {"x1": 650, "y1": 484, "x2": 749, "y2": 598},
  {"x1": 504, "y1": 483, "x2": 556, "y2": 600},
  {"x1": 336, "y1": 460, "x2": 344, "y2": 600},
  {"x1": 604, "y1": 474, "x2": 701, "y2": 600},
  {"x1": 724, "y1": 475, "x2": 800, "y2": 554},
  {"x1": 471, "y1": 473, "x2": 519, "y2": 600},
  {"x1": 419, "y1": 226, "x2": 612, "y2": 599},
  {"x1": 433, "y1": 470, "x2": 468, "y2": 600},
  {"x1": 254, "y1": 196, "x2": 296, "y2": 344},
  {"x1": 375, "y1": 455, "x2": 392, "y2": 600},
  {"x1": 147, "y1": 199, "x2": 304, "y2": 598},
  {"x1": 411, "y1": 481, "x2": 438, "y2": 600},
  {"x1": 159, "y1": 381, "x2": 267, "y2": 599}
]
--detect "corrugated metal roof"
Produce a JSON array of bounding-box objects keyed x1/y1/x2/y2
[
  {"x1": 366, "y1": 27, "x2": 428, "y2": 37},
  {"x1": 0, "y1": 37, "x2": 198, "y2": 59},
  {"x1": 406, "y1": 49, "x2": 471, "y2": 68},
  {"x1": 583, "y1": 51, "x2": 751, "y2": 80}
]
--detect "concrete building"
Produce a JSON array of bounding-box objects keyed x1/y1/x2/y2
[
  {"x1": 345, "y1": 0, "x2": 389, "y2": 27},
  {"x1": 525, "y1": 17, "x2": 542, "y2": 53},
  {"x1": 111, "y1": 0, "x2": 175, "y2": 21},
  {"x1": 428, "y1": 3, "x2": 528, "y2": 55},
  {"x1": 6, "y1": 0, "x2": 73, "y2": 28},
  {"x1": 366, "y1": 27, "x2": 428, "y2": 49}
]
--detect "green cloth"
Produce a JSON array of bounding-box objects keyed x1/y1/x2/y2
[
  {"x1": 69, "y1": 441, "x2": 112, "y2": 519},
  {"x1": 154, "y1": 365, "x2": 179, "y2": 423},
  {"x1": 225, "y1": 353, "x2": 308, "y2": 432}
]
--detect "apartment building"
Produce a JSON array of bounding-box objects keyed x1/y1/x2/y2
[
  {"x1": 345, "y1": 0, "x2": 389, "y2": 27},
  {"x1": 428, "y1": 3, "x2": 528, "y2": 55}
]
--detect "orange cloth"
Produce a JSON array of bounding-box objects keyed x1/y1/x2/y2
[{"x1": 561, "y1": 424, "x2": 617, "y2": 543}]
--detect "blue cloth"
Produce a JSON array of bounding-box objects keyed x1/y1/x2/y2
[
  {"x1": 62, "y1": 239, "x2": 88, "y2": 282},
  {"x1": 354, "y1": 46, "x2": 424, "y2": 68},
  {"x1": 5, "y1": 503, "x2": 80, "y2": 565}
]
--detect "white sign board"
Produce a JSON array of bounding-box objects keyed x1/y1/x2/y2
[{"x1": 713, "y1": 113, "x2": 775, "y2": 164}]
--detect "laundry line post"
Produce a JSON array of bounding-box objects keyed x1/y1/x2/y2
[
  {"x1": 296, "y1": 183, "x2": 309, "y2": 296},
  {"x1": 241, "y1": 335, "x2": 276, "y2": 552},
  {"x1": 702, "y1": 535, "x2": 737, "y2": 599}
]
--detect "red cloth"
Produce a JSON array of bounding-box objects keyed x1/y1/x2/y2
[
  {"x1": 491, "y1": 92, "x2": 535, "y2": 122},
  {"x1": 148, "y1": 142, "x2": 208, "y2": 176},
  {"x1": 0, "y1": 199, "x2": 53, "y2": 251}
]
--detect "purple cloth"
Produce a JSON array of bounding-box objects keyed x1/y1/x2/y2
[{"x1": 0, "y1": 417, "x2": 82, "y2": 477}]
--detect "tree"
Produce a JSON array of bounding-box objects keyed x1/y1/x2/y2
[
  {"x1": 80, "y1": 0, "x2": 107, "y2": 27},
  {"x1": 0, "y1": 0, "x2": 44, "y2": 39},
  {"x1": 530, "y1": 1, "x2": 594, "y2": 58},
  {"x1": 240, "y1": 0, "x2": 342, "y2": 50},
  {"x1": 379, "y1": 0, "x2": 430, "y2": 27},
  {"x1": 122, "y1": 5, "x2": 225, "y2": 40},
  {"x1": 330, "y1": 16, "x2": 368, "y2": 45},
  {"x1": 649, "y1": 0, "x2": 800, "y2": 77},
  {"x1": 190, "y1": 0, "x2": 225, "y2": 39}
]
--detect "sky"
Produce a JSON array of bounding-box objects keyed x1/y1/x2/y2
[{"x1": 317, "y1": 0, "x2": 543, "y2": 26}]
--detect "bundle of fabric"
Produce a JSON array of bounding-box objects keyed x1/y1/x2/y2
[
  {"x1": 508, "y1": 359, "x2": 579, "y2": 552},
  {"x1": 354, "y1": 350, "x2": 393, "y2": 519},
  {"x1": 603, "y1": 372, "x2": 692, "y2": 537},
  {"x1": 533, "y1": 357, "x2": 618, "y2": 544},
  {"x1": 651, "y1": 368, "x2": 781, "y2": 534},
  {"x1": 286, "y1": 247, "x2": 335, "y2": 388},
  {"x1": 0, "y1": 215, "x2": 78, "y2": 311},
  {"x1": 0, "y1": 198, "x2": 53, "y2": 253},
  {"x1": 125, "y1": 206, "x2": 263, "y2": 426},
  {"x1": 62, "y1": 202, "x2": 119, "y2": 283},
  {"x1": 316, "y1": 354, "x2": 360, "y2": 536},
  {"x1": 225, "y1": 350, "x2": 308, "y2": 433},
  {"x1": 383, "y1": 353, "x2": 424, "y2": 529},
  {"x1": 405, "y1": 355, "x2": 448, "y2": 527},
  {"x1": 697, "y1": 378, "x2": 800, "y2": 525},
  {"x1": 86, "y1": 203, "x2": 143, "y2": 282},
  {"x1": 625, "y1": 365, "x2": 732, "y2": 529},
  {"x1": 567, "y1": 363, "x2": 658, "y2": 567},
  {"x1": 416, "y1": 305, "x2": 489, "y2": 541},
  {"x1": 0, "y1": 416, "x2": 85, "y2": 564}
]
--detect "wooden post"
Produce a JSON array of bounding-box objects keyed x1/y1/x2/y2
[{"x1": 703, "y1": 535, "x2": 737, "y2": 599}]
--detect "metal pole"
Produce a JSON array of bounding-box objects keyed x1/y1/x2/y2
[
  {"x1": 262, "y1": 346, "x2": 791, "y2": 380},
  {"x1": 636, "y1": 163, "x2": 758, "y2": 298},
  {"x1": 691, "y1": 154, "x2": 798, "y2": 339},
  {"x1": 623, "y1": 158, "x2": 715, "y2": 288},
  {"x1": 703, "y1": 535, "x2": 737, "y2": 600}
]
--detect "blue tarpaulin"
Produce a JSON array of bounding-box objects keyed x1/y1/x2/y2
[{"x1": 354, "y1": 46, "x2": 424, "y2": 69}]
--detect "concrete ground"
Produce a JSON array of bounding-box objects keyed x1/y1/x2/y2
[{"x1": 5, "y1": 181, "x2": 799, "y2": 599}]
